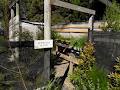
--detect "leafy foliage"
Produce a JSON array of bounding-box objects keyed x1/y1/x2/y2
[
  {"x1": 79, "y1": 42, "x2": 95, "y2": 69},
  {"x1": 21, "y1": 0, "x2": 90, "y2": 24},
  {"x1": 108, "y1": 57, "x2": 120, "y2": 89},
  {"x1": 0, "y1": 0, "x2": 9, "y2": 39},
  {"x1": 70, "y1": 42, "x2": 109, "y2": 90},
  {"x1": 70, "y1": 66, "x2": 109, "y2": 90},
  {"x1": 103, "y1": 0, "x2": 120, "y2": 31},
  {"x1": 70, "y1": 37, "x2": 87, "y2": 50}
]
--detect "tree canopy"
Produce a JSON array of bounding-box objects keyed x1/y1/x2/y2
[{"x1": 20, "y1": 0, "x2": 90, "y2": 24}]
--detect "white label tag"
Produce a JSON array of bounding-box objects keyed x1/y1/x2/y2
[{"x1": 34, "y1": 40, "x2": 53, "y2": 49}]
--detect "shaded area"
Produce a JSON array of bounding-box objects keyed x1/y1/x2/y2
[
  {"x1": 93, "y1": 31, "x2": 120, "y2": 73},
  {"x1": 0, "y1": 46, "x2": 46, "y2": 90},
  {"x1": 51, "y1": 53, "x2": 71, "y2": 89}
]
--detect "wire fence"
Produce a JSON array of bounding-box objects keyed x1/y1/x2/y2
[
  {"x1": 0, "y1": 34, "x2": 46, "y2": 90},
  {"x1": 93, "y1": 31, "x2": 120, "y2": 73}
]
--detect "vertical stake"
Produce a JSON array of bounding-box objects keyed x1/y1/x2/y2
[
  {"x1": 44, "y1": 0, "x2": 51, "y2": 81},
  {"x1": 88, "y1": 15, "x2": 94, "y2": 42}
]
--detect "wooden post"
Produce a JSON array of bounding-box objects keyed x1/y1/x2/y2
[
  {"x1": 44, "y1": 0, "x2": 51, "y2": 81},
  {"x1": 15, "y1": 2, "x2": 20, "y2": 41},
  {"x1": 14, "y1": 2, "x2": 20, "y2": 61},
  {"x1": 9, "y1": 8, "x2": 14, "y2": 41},
  {"x1": 9, "y1": 2, "x2": 20, "y2": 61},
  {"x1": 68, "y1": 62, "x2": 73, "y2": 75},
  {"x1": 11, "y1": 9, "x2": 14, "y2": 18},
  {"x1": 88, "y1": 15, "x2": 94, "y2": 42}
]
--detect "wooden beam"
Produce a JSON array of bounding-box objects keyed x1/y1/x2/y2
[
  {"x1": 44, "y1": 0, "x2": 51, "y2": 81},
  {"x1": 44, "y1": 0, "x2": 51, "y2": 39},
  {"x1": 63, "y1": 78, "x2": 75, "y2": 90},
  {"x1": 52, "y1": 51, "x2": 79, "y2": 65},
  {"x1": 54, "y1": 29, "x2": 88, "y2": 33},
  {"x1": 51, "y1": 0, "x2": 95, "y2": 15}
]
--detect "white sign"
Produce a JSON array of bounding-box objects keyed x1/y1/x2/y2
[{"x1": 34, "y1": 40, "x2": 53, "y2": 49}]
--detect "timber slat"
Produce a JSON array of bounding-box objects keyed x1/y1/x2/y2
[
  {"x1": 52, "y1": 51, "x2": 79, "y2": 65},
  {"x1": 51, "y1": 0, "x2": 95, "y2": 15}
]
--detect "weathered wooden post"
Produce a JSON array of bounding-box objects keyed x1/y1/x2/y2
[
  {"x1": 11, "y1": 8, "x2": 14, "y2": 18},
  {"x1": 88, "y1": 15, "x2": 94, "y2": 42},
  {"x1": 14, "y1": 2, "x2": 20, "y2": 60},
  {"x1": 44, "y1": 0, "x2": 51, "y2": 81},
  {"x1": 9, "y1": 0, "x2": 20, "y2": 61},
  {"x1": 68, "y1": 62, "x2": 73, "y2": 75}
]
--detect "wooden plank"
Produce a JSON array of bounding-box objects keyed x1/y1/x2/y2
[
  {"x1": 55, "y1": 60, "x2": 69, "y2": 77},
  {"x1": 54, "y1": 29, "x2": 88, "y2": 33},
  {"x1": 52, "y1": 51, "x2": 79, "y2": 65},
  {"x1": 51, "y1": 0, "x2": 95, "y2": 15},
  {"x1": 63, "y1": 78, "x2": 75, "y2": 90},
  {"x1": 52, "y1": 25, "x2": 103, "y2": 29}
]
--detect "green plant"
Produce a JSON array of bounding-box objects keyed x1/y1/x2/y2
[
  {"x1": 51, "y1": 31, "x2": 61, "y2": 40},
  {"x1": 45, "y1": 79, "x2": 60, "y2": 90},
  {"x1": 70, "y1": 37, "x2": 87, "y2": 50},
  {"x1": 108, "y1": 57, "x2": 120, "y2": 89},
  {"x1": 103, "y1": 0, "x2": 120, "y2": 31},
  {"x1": 70, "y1": 42, "x2": 109, "y2": 90},
  {"x1": 70, "y1": 66, "x2": 109, "y2": 90},
  {"x1": 79, "y1": 42, "x2": 95, "y2": 70}
]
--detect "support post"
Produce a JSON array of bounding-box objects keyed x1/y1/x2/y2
[
  {"x1": 11, "y1": 9, "x2": 14, "y2": 18},
  {"x1": 9, "y1": 8, "x2": 14, "y2": 41},
  {"x1": 16, "y1": 2, "x2": 20, "y2": 41},
  {"x1": 14, "y1": 2, "x2": 20, "y2": 61},
  {"x1": 68, "y1": 62, "x2": 73, "y2": 75},
  {"x1": 88, "y1": 15, "x2": 94, "y2": 42},
  {"x1": 44, "y1": 0, "x2": 51, "y2": 81},
  {"x1": 9, "y1": 2, "x2": 20, "y2": 61}
]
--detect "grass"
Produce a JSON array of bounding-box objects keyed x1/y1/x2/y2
[
  {"x1": 70, "y1": 66, "x2": 109, "y2": 90},
  {"x1": 70, "y1": 37, "x2": 87, "y2": 50}
]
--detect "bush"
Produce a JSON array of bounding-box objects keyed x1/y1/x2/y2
[
  {"x1": 103, "y1": 1, "x2": 120, "y2": 31},
  {"x1": 108, "y1": 57, "x2": 120, "y2": 89},
  {"x1": 70, "y1": 66, "x2": 109, "y2": 90},
  {"x1": 70, "y1": 37, "x2": 87, "y2": 50}
]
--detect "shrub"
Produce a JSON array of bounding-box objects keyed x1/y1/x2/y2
[
  {"x1": 79, "y1": 42, "x2": 95, "y2": 70},
  {"x1": 103, "y1": 0, "x2": 120, "y2": 31},
  {"x1": 108, "y1": 57, "x2": 120, "y2": 89},
  {"x1": 70, "y1": 37, "x2": 87, "y2": 50},
  {"x1": 70, "y1": 66, "x2": 109, "y2": 90}
]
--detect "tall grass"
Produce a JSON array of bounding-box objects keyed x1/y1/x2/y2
[
  {"x1": 70, "y1": 37, "x2": 87, "y2": 50},
  {"x1": 70, "y1": 66, "x2": 109, "y2": 90}
]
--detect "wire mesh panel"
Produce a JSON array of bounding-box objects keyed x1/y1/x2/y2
[
  {"x1": 0, "y1": 32, "x2": 46, "y2": 90},
  {"x1": 93, "y1": 31, "x2": 120, "y2": 73}
]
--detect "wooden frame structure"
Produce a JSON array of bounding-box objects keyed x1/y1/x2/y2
[
  {"x1": 9, "y1": 0, "x2": 96, "y2": 87},
  {"x1": 44, "y1": 0, "x2": 96, "y2": 83}
]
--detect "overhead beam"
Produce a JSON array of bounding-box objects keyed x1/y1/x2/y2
[{"x1": 51, "y1": 0, "x2": 95, "y2": 15}]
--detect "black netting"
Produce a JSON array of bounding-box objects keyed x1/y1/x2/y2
[
  {"x1": 93, "y1": 31, "x2": 120, "y2": 73},
  {"x1": 0, "y1": 31, "x2": 47, "y2": 90}
]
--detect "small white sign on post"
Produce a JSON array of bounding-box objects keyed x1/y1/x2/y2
[{"x1": 34, "y1": 40, "x2": 53, "y2": 49}]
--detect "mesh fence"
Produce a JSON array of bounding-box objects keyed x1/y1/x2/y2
[
  {"x1": 93, "y1": 31, "x2": 120, "y2": 73},
  {"x1": 0, "y1": 34, "x2": 47, "y2": 90}
]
